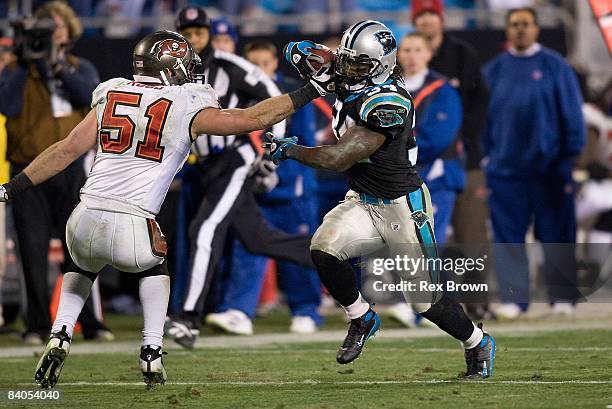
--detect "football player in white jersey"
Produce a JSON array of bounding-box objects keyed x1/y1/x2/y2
[{"x1": 0, "y1": 30, "x2": 326, "y2": 388}]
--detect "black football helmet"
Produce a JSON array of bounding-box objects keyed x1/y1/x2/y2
[{"x1": 133, "y1": 30, "x2": 202, "y2": 85}]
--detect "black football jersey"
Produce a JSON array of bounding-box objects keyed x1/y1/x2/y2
[{"x1": 332, "y1": 75, "x2": 422, "y2": 199}]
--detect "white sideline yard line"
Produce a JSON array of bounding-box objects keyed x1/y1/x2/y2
[
  {"x1": 2, "y1": 320, "x2": 611, "y2": 359},
  {"x1": 17, "y1": 380, "x2": 612, "y2": 387}
]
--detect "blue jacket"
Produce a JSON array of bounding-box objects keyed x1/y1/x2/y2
[
  {"x1": 482, "y1": 46, "x2": 585, "y2": 177},
  {"x1": 258, "y1": 73, "x2": 318, "y2": 204},
  {"x1": 412, "y1": 70, "x2": 464, "y2": 192}
]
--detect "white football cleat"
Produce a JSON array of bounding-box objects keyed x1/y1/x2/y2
[
  {"x1": 206, "y1": 309, "x2": 253, "y2": 335},
  {"x1": 140, "y1": 345, "x2": 167, "y2": 388},
  {"x1": 290, "y1": 316, "x2": 317, "y2": 334},
  {"x1": 34, "y1": 326, "x2": 71, "y2": 388},
  {"x1": 386, "y1": 303, "x2": 417, "y2": 328}
]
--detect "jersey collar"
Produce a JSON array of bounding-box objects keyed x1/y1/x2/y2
[
  {"x1": 343, "y1": 78, "x2": 394, "y2": 103},
  {"x1": 508, "y1": 42, "x2": 542, "y2": 57},
  {"x1": 133, "y1": 75, "x2": 163, "y2": 84}
]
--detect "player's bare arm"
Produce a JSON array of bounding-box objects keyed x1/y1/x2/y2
[
  {"x1": 284, "y1": 125, "x2": 385, "y2": 172},
  {"x1": 24, "y1": 110, "x2": 98, "y2": 184},
  {"x1": 1, "y1": 110, "x2": 98, "y2": 200},
  {"x1": 191, "y1": 82, "x2": 320, "y2": 137}
]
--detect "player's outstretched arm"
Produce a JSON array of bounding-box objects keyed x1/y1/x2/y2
[
  {"x1": 191, "y1": 82, "x2": 321, "y2": 137},
  {"x1": 283, "y1": 125, "x2": 385, "y2": 172},
  {"x1": 0, "y1": 109, "x2": 98, "y2": 201}
]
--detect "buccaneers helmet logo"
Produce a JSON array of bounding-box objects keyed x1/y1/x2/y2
[{"x1": 151, "y1": 39, "x2": 188, "y2": 61}]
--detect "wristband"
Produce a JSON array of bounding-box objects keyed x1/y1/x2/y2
[
  {"x1": 288, "y1": 82, "x2": 319, "y2": 111},
  {"x1": 5, "y1": 172, "x2": 34, "y2": 199}
]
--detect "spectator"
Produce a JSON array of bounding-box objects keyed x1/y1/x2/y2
[
  {"x1": 398, "y1": 32, "x2": 463, "y2": 245},
  {"x1": 482, "y1": 7, "x2": 585, "y2": 318},
  {"x1": 210, "y1": 17, "x2": 238, "y2": 54},
  {"x1": 388, "y1": 32, "x2": 463, "y2": 327},
  {"x1": 413, "y1": 0, "x2": 492, "y2": 320},
  {"x1": 0, "y1": 2, "x2": 110, "y2": 344},
  {"x1": 207, "y1": 41, "x2": 322, "y2": 335},
  {"x1": 0, "y1": 37, "x2": 12, "y2": 328}
]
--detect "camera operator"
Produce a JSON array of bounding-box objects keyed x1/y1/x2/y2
[{"x1": 0, "y1": 2, "x2": 109, "y2": 344}]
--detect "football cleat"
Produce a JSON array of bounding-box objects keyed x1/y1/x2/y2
[
  {"x1": 164, "y1": 316, "x2": 199, "y2": 349},
  {"x1": 464, "y1": 323, "x2": 496, "y2": 379},
  {"x1": 34, "y1": 325, "x2": 71, "y2": 388},
  {"x1": 336, "y1": 308, "x2": 380, "y2": 364},
  {"x1": 140, "y1": 345, "x2": 167, "y2": 388},
  {"x1": 206, "y1": 310, "x2": 253, "y2": 335}
]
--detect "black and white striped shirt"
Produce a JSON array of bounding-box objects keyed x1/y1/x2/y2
[{"x1": 191, "y1": 49, "x2": 285, "y2": 158}]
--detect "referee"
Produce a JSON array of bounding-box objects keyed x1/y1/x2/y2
[{"x1": 165, "y1": 6, "x2": 313, "y2": 348}]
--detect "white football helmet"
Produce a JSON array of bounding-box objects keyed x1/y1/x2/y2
[{"x1": 335, "y1": 20, "x2": 398, "y2": 95}]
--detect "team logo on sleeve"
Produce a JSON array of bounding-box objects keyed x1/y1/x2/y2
[
  {"x1": 373, "y1": 108, "x2": 405, "y2": 127},
  {"x1": 151, "y1": 39, "x2": 188, "y2": 61}
]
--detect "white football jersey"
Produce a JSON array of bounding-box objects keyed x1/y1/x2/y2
[{"x1": 81, "y1": 78, "x2": 219, "y2": 216}]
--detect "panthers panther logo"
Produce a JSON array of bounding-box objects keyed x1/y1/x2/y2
[
  {"x1": 374, "y1": 31, "x2": 397, "y2": 56},
  {"x1": 151, "y1": 39, "x2": 188, "y2": 61}
]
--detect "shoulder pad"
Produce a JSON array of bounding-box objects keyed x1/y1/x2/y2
[
  {"x1": 182, "y1": 83, "x2": 221, "y2": 110},
  {"x1": 91, "y1": 78, "x2": 128, "y2": 108},
  {"x1": 358, "y1": 88, "x2": 412, "y2": 129}
]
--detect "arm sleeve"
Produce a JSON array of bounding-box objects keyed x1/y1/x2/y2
[
  {"x1": 233, "y1": 64, "x2": 286, "y2": 138},
  {"x1": 457, "y1": 45, "x2": 489, "y2": 169},
  {"x1": 0, "y1": 64, "x2": 28, "y2": 117},
  {"x1": 416, "y1": 85, "x2": 463, "y2": 163},
  {"x1": 59, "y1": 58, "x2": 100, "y2": 108},
  {"x1": 556, "y1": 64, "x2": 585, "y2": 158}
]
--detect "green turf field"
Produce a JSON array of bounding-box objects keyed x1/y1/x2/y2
[{"x1": 1, "y1": 313, "x2": 611, "y2": 409}]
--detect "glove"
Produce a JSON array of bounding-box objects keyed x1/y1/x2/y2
[
  {"x1": 0, "y1": 185, "x2": 7, "y2": 202},
  {"x1": 284, "y1": 40, "x2": 336, "y2": 94},
  {"x1": 252, "y1": 157, "x2": 280, "y2": 194},
  {"x1": 263, "y1": 132, "x2": 298, "y2": 165},
  {"x1": 249, "y1": 154, "x2": 278, "y2": 177}
]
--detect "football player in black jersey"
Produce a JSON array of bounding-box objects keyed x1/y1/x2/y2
[{"x1": 268, "y1": 20, "x2": 496, "y2": 379}]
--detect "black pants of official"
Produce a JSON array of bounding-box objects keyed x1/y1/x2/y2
[
  {"x1": 181, "y1": 145, "x2": 314, "y2": 324},
  {"x1": 12, "y1": 160, "x2": 106, "y2": 337}
]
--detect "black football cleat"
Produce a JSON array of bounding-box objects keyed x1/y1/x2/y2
[
  {"x1": 336, "y1": 308, "x2": 381, "y2": 364},
  {"x1": 464, "y1": 323, "x2": 496, "y2": 379},
  {"x1": 34, "y1": 325, "x2": 71, "y2": 388},
  {"x1": 140, "y1": 345, "x2": 167, "y2": 388}
]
